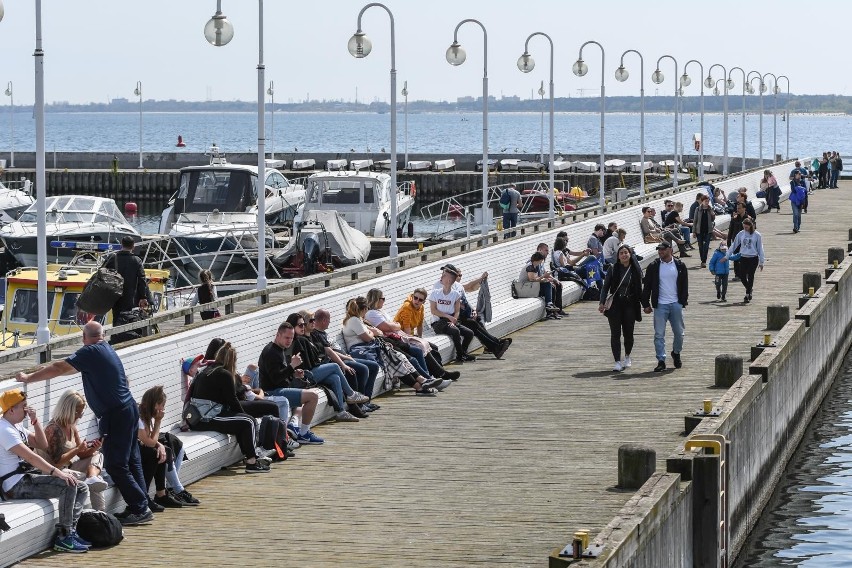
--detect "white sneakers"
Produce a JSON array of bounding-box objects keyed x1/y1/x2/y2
[{"x1": 613, "y1": 356, "x2": 632, "y2": 372}]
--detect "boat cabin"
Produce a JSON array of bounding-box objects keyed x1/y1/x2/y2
[
  {"x1": 18, "y1": 195, "x2": 129, "y2": 226},
  {"x1": 304, "y1": 172, "x2": 393, "y2": 235}
]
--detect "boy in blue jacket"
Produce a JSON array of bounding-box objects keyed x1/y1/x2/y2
[{"x1": 708, "y1": 243, "x2": 739, "y2": 302}]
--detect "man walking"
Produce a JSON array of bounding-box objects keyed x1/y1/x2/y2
[
  {"x1": 501, "y1": 185, "x2": 521, "y2": 238},
  {"x1": 17, "y1": 321, "x2": 153, "y2": 526},
  {"x1": 109, "y1": 235, "x2": 153, "y2": 324},
  {"x1": 641, "y1": 241, "x2": 689, "y2": 372}
]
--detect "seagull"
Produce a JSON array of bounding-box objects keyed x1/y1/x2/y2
[
  {"x1": 350, "y1": 148, "x2": 356, "y2": 152},
  {"x1": 294, "y1": 147, "x2": 298, "y2": 152},
  {"x1": 500, "y1": 147, "x2": 507, "y2": 153},
  {"x1": 381, "y1": 147, "x2": 386, "y2": 153}
]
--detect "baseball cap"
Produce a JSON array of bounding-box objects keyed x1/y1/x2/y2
[
  {"x1": 0, "y1": 389, "x2": 26, "y2": 413},
  {"x1": 656, "y1": 242, "x2": 672, "y2": 250},
  {"x1": 181, "y1": 354, "x2": 205, "y2": 376},
  {"x1": 440, "y1": 264, "x2": 460, "y2": 277}
]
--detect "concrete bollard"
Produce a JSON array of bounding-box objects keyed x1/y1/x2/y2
[
  {"x1": 766, "y1": 305, "x2": 790, "y2": 331},
  {"x1": 618, "y1": 443, "x2": 656, "y2": 489},
  {"x1": 803, "y1": 272, "x2": 821, "y2": 295},
  {"x1": 848, "y1": 228, "x2": 852, "y2": 242},
  {"x1": 715, "y1": 354, "x2": 743, "y2": 388},
  {"x1": 828, "y1": 247, "x2": 845, "y2": 266}
]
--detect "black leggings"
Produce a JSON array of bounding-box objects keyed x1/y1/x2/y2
[
  {"x1": 431, "y1": 319, "x2": 474, "y2": 359},
  {"x1": 190, "y1": 411, "x2": 257, "y2": 459},
  {"x1": 739, "y1": 256, "x2": 760, "y2": 295},
  {"x1": 239, "y1": 398, "x2": 280, "y2": 419},
  {"x1": 606, "y1": 300, "x2": 635, "y2": 362},
  {"x1": 139, "y1": 442, "x2": 172, "y2": 493},
  {"x1": 459, "y1": 317, "x2": 502, "y2": 352}
]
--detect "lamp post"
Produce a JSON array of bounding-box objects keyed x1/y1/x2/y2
[
  {"x1": 517, "y1": 32, "x2": 554, "y2": 218},
  {"x1": 134, "y1": 81, "x2": 143, "y2": 169},
  {"x1": 704, "y1": 64, "x2": 730, "y2": 175},
  {"x1": 753, "y1": 73, "x2": 767, "y2": 166},
  {"x1": 401, "y1": 81, "x2": 408, "y2": 165},
  {"x1": 538, "y1": 80, "x2": 545, "y2": 164},
  {"x1": 727, "y1": 67, "x2": 748, "y2": 172},
  {"x1": 4, "y1": 81, "x2": 12, "y2": 168},
  {"x1": 447, "y1": 19, "x2": 489, "y2": 235},
  {"x1": 573, "y1": 40, "x2": 606, "y2": 207},
  {"x1": 349, "y1": 3, "x2": 399, "y2": 261},
  {"x1": 652, "y1": 55, "x2": 680, "y2": 189},
  {"x1": 762, "y1": 72, "x2": 778, "y2": 163},
  {"x1": 681, "y1": 60, "x2": 704, "y2": 180},
  {"x1": 747, "y1": 71, "x2": 761, "y2": 169},
  {"x1": 777, "y1": 75, "x2": 790, "y2": 160},
  {"x1": 267, "y1": 81, "x2": 274, "y2": 160},
  {"x1": 205, "y1": 0, "x2": 268, "y2": 291},
  {"x1": 2, "y1": 0, "x2": 51, "y2": 344},
  {"x1": 615, "y1": 49, "x2": 645, "y2": 196}
]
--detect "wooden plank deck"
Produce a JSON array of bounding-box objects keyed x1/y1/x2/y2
[{"x1": 19, "y1": 183, "x2": 851, "y2": 567}]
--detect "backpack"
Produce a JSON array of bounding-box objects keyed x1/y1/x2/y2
[
  {"x1": 837, "y1": 158, "x2": 843, "y2": 171},
  {"x1": 582, "y1": 284, "x2": 601, "y2": 301},
  {"x1": 499, "y1": 188, "x2": 511, "y2": 211},
  {"x1": 257, "y1": 415, "x2": 287, "y2": 461},
  {"x1": 76, "y1": 510, "x2": 124, "y2": 547}
]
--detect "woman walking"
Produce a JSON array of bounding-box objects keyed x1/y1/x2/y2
[
  {"x1": 598, "y1": 245, "x2": 643, "y2": 371},
  {"x1": 789, "y1": 170, "x2": 807, "y2": 233},
  {"x1": 724, "y1": 218, "x2": 765, "y2": 304}
]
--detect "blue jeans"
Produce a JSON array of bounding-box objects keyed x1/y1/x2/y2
[
  {"x1": 830, "y1": 169, "x2": 840, "y2": 188},
  {"x1": 503, "y1": 212, "x2": 518, "y2": 238},
  {"x1": 791, "y1": 202, "x2": 802, "y2": 231},
  {"x1": 7, "y1": 474, "x2": 89, "y2": 536},
  {"x1": 539, "y1": 281, "x2": 553, "y2": 304},
  {"x1": 680, "y1": 226, "x2": 691, "y2": 244},
  {"x1": 311, "y1": 363, "x2": 352, "y2": 408},
  {"x1": 99, "y1": 401, "x2": 149, "y2": 514},
  {"x1": 696, "y1": 233, "x2": 712, "y2": 264},
  {"x1": 403, "y1": 345, "x2": 431, "y2": 379},
  {"x1": 349, "y1": 357, "x2": 379, "y2": 398},
  {"x1": 653, "y1": 302, "x2": 684, "y2": 361}
]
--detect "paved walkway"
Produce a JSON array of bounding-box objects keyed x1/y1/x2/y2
[{"x1": 21, "y1": 183, "x2": 851, "y2": 567}]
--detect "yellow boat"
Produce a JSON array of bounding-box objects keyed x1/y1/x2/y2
[{"x1": 2, "y1": 260, "x2": 169, "y2": 349}]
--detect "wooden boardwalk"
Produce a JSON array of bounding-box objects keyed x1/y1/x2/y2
[{"x1": 20, "y1": 184, "x2": 851, "y2": 567}]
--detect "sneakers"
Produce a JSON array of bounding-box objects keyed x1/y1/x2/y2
[
  {"x1": 653, "y1": 360, "x2": 667, "y2": 372},
  {"x1": 154, "y1": 493, "x2": 184, "y2": 508},
  {"x1": 287, "y1": 437, "x2": 301, "y2": 451},
  {"x1": 623, "y1": 355, "x2": 632, "y2": 368},
  {"x1": 335, "y1": 410, "x2": 360, "y2": 422},
  {"x1": 494, "y1": 340, "x2": 510, "y2": 360},
  {"x1": 421, "y1": 377, "x2": 444, "y2": 390},
  {"x1": 434, "y1": 379, "x2": 453, "y2": 391},
  {"x1": 461, "y1": 353, "x2": 477, "y2": 362},
  {"x1": 119, "y1": 508, "x2": 154, "y2": 526},
  {"x1": 71, "y1": 531, "x2": 92, "y2": 548},
  {"x1": 613, "y1": 361, "x2": 623, "y2": 372},
  {"x1": 344, "y1": 391, "x2": 370, "y2": 405},
  {"x1": 442, "y1": 370, "x2": 461, "y2": 381},
  {"x1": 743, "y1": 295, "x2": 750, "y2": 304},
  {"x1": 671, "y1": 351, "x2": 682, "y2": 369},
  {"x1": 348, "y1": 404, "x2": 369, "y2": 418},
  {"x1": 286, "y1": 423, "x2": 300, "y2": 441},
  {"x1": 245, "y1": 460, "x2": 271, "y2": 473},
  {"x1": 173, "y1": 489, "x2": 200, "y2": 506},
  {"x1": 700, "y1": 263, "x2": 707, "y2": 268},
  {"x1": 148, "y1": 500, "x2": 165, "y2": 513},
  {"x1": 296, "y1": 430, "x2": 325, "y2": 445},
  {"x1": 366, "y1": 402, "x2": 381, "y2": 411},
  {"x1": 84, "y1": 475, "x2": 108, "y2": 492},
  {"x1": 545, "y1": 302, "x2": 557, "y2": 310},
  {"x1": 53, "y1": 534, "x2": 88, "y2": 554}
]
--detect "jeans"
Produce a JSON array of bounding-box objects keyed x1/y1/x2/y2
[
  {"x1": 714, "y1": 274, "x2": 729, "y2": 300},
  {"x1": 830, "y1": 169, "x2": 840, "y2": 188},
  {"x1": 7, "y1": 474, "x2": 89, "y2": 536},
  {"x1": 696, "y1": 233, "x2": 712, "y2": 263},
  {"x1": 311, "y1": 363, "x2": 352, "y2": 408},
  {"x1": 459, "y1": 316, "x2": 503, "y2": 352},
  {"x1": 503, "y1": 212, "x2": 518, "y2": 238},
  {"x1": 431, "y1": 319, "x2": 474, "y2": 360},
  {"x1": 653, "y1": 302, "x2": 684, "y2": 361},
  {"x1": 680, "y1": 226, "x2": 691, "y2": 244},
  {"x1": 791, "y1": 202, "x2": 802, "y2": 231},
  {"x1": 99, "y1": 401, "x2": 149, "y2": 514},
  {"x1": 349, "y1": 358, "x2": 379, "y2": 398}
]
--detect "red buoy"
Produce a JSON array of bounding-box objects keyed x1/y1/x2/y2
[
  {"x1": 125, "y1": 202, "x2": 138, "y2": 215},
  {"x1": 176, "y1": 135, "x2": 186, "y2": 148}
]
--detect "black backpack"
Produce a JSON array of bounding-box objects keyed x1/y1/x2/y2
[
  {"x1": 257, "y1": 415, "x2": 287, "y2": 461},
  {"x1": 76, "y1": 510, "x2": 124, "y2": 547}
]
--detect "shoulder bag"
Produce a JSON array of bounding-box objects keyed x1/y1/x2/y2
[
  {"x1": 602, "y1": 267, "x2": 631, "y2": 311},
  {"x1": 511, "y1": 279, "x2": 540, "y2": 299}
]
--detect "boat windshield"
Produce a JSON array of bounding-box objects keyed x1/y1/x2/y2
[
  {"x1": 18, "y1": 196, "x2": 127, "y2": 224},
  {"x1": 308, "y1": 179, "x2": 377, "y2": 205},
  {"x1": 9, "y1": 289, "x2": 55, "y2": 324},
  {"x1": 175, "y1": 170, "x2": 253, "y2": 214}
]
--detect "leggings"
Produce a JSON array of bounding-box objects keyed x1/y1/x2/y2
[
  {"x1": 190, "y1": 411, "x2": 257, "y2": 459},
  {"x1": 606, "y1": 300, "x2": 635, "y2": 362},
  {"x1": 140, "y1": 442, "x2": 172, "y2": 493},
  {"x1": 431, "y1": 319, "x2": 474, "y2": 359},
  {"x1": 739, "y1": 256, "x2": 760, "y2": 295}
]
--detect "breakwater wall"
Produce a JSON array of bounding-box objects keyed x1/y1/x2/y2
[{"x1": 561, "y1": 245, "x2": 852, "y2": 567}]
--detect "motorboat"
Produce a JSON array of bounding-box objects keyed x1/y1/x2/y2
[
  {"x1": 0, "y1": 179, "x2": 34, "y2": 224},
  {"x1": 1, "y1": 242, "x2": 169, "y2": 349},
  {"x1": 630, "y1": 161, "x2": 654, "y2": 173},
  {"x1": 604, "y1": 159, "x2": 627, "y2": 172},
  {"x1": 296, "y1": 170, "x2": 415, "y2": 238},
  {"x1": 0, "y1": 195, "x2": 139, "y2": 267},
  {"x1": 572, "y1": 161, "x2": 599, "y2": 172},
  {"x1": 272, "y1": 209, "x2": 371, "y2": 276},
  {"x1": 157, "y1": 146, "x2": 304, "y2": 282}
]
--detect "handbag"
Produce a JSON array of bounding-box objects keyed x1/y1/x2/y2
[
  {"x1": 511, "y1": 280, "x2": 540, "y2": 299},
  {"x1": 603, "y1": 267, "x2": 631, "y2": 311},
  {"x1": 183, "y1": 397, "x2": 222, "y2": 428}
]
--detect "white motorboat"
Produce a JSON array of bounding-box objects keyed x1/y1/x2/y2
[
  {"x1": 630, "y1": 161, "x2": 654, "y2": 173},
  {"x1": 157, "y1": 147, "x2": 305, "y2": 281},
  {"x1": 0, "y1": 195, "x2": 139, "y2": 266},
  {"x1": 604, "y1": 159, "x2": 627, "y2": 172},
  {"x1": 572, "y1": 161, "x2": 599, "y2": 172},
  {"x1": 273, "y1": 209, "x2": 371, "y2": 275},
  {"x1": 0, "y1": 179, "x2": 34, "y2": 224}
]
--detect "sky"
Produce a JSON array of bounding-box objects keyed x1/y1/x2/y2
[{"x1": 0, "y1": 0, "x2": 846, "y2": 106}]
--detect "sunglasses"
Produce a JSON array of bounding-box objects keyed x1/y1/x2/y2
[
  {"x1": 308, "y1": 318, "x2": 315, "y2": 323},
  {"x1": 412, "y1": 296, "x2": 426, "y2": 302},
  {"x1": 296, "y1": 323, "x2": 306, "y2": 328}
]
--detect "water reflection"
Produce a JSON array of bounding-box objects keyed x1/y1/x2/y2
[{"x1": 736, "y1": 349, "x2": 852, "y2": 566}]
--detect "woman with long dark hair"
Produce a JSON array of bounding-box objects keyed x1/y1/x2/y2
[
  {"x1": 196, "y1": 269, "x2": 219, "y2": 320},
  {"x1": 598, "y1": 245, "x2": 644, "y2": 371}
]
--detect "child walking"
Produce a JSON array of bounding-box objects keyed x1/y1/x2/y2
[{"x1": 708, "y1": 243, "x2": 739, "y2": 302}]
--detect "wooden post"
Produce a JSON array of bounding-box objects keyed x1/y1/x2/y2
[
  {"x1": 693, "y1": 455, "x2": 721, "y2": 568},
  {"x1": 617, "y1": 443, "x2": 656, "y2": 489},
  {"x1": 828, "y1": 247, "x2": 845, "y2": 266},
  {"x1": 766, "y1": 305, "x2": 790, "y2": 331},
  {"x1": 714, "y1": 354, "x2": 743, "y2": 388},
  {"x1": 802, "y1": 272, "x2": 821, "y2": 295}
]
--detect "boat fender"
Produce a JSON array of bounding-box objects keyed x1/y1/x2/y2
[{"x1": 410, "y1": 181, "x2": 416, "y2": 198}]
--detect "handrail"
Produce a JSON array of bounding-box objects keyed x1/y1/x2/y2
[{"x1": 0, "y1": 159, "x2": 795, "y2": 370}]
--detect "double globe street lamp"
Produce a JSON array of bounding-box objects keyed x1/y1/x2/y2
[
  {"x1": 573, "y1": 40, "x2": 606, "y2": 207},
  {"x1": 348, "y1": 2, "x2": 400, "y2": 261},
  {"x1": 651, "y1": 55, "x2": 681, "y2": 189},
  {"x1": 727, "y1": 67, "x2": 749, "y2": 172},
  {"x1": 614, "y1": 49, "x2": 646, "y2": 196},
  {"x1": 777, "y1": 75, "x2": 790, "y2": 160},
  {"x1": 4, "y1": 81, "x2": 13, "y2": 168},
  {"x1": 705, "y1": 64, "x2": 731, "y2": 175},
  {"x1": 446, "y1": 18, "x2": 490, "y2": 236},
  {"x1": 134, "y1": 81, "x2": 143, "y2": 169},
  {"x1": 680, "y1": 60, "x2": 705, "y2": 181}
]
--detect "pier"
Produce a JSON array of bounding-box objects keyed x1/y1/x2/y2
[{"x1": 12, "y1": 178, "x2": 851, "y2": 566}]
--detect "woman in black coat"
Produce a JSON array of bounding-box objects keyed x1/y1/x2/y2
[{"x1": 598, "y1": 245, "x2": 643, "y2": 372}]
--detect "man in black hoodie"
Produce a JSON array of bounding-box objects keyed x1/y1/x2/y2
[{"x1": 108, "y1": 236, "x2": 153, "y2": 323}]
